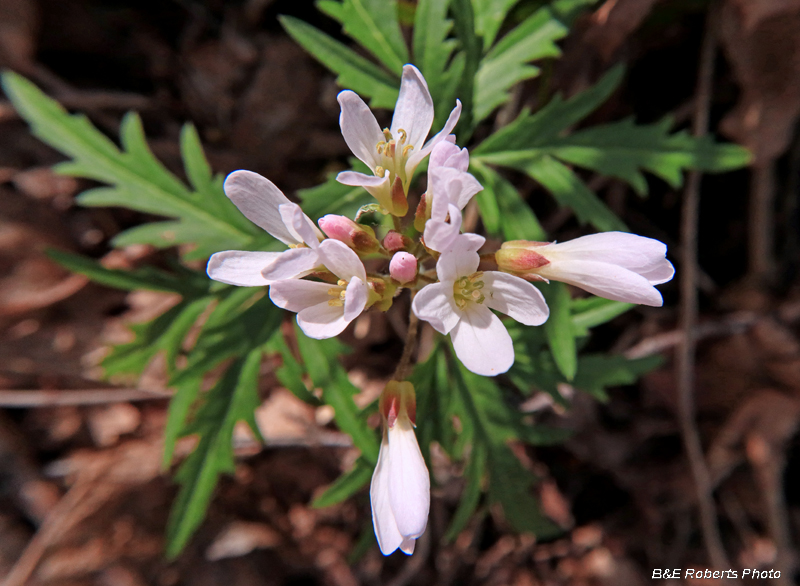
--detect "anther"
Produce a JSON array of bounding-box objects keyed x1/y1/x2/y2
[
  {"x1": 383, "y1": 128, "x2": 393, "y2": 141},
  {"x1": 398, "y1": 128, "x2": 407, "y2": 143},
  {"x1": 402, "y1": 145, "x2": 414, "y2": 157},
  {"x1": 337, "y1": 279, "x2": 347, "y2": 287},
  {"x1": 375, "y1": 166, "x2": 385, "y2": 176}
]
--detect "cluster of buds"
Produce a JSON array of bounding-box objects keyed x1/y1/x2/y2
[{"x1": 207, "y1": 64, "x2": 674, "y2": 556}]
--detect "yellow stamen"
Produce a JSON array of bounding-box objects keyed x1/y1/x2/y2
[{"x1": 398, "y1": 128, "x2": 407, "y2": 143}]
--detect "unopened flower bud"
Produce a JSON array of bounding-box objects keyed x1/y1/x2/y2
[
  {"x1": 383, "y1": 230, "x2": 414, "y2": 253},
  {"x1": 390, "y1": 252, "x2": 417, "y2": 284},
  {"x1": 319, "y1": 215, "x2": 380, "y2": 254},
  {"x1": 495, "y1": 240, "x2": 551, "y2": 274}
]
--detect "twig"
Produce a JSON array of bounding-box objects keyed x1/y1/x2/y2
[
  {"x1": 676, "y1": 8, "x2": 730, "y2": 569},
  {"x1": 0, "y1": 388, "x2": 172, "y2": 408}
]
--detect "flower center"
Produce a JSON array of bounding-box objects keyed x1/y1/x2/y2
[
  {"x1": 375, "y1": 128, "x2": 414, "y2": 187},
  {"x1": 453, "y1": 272, "x2": 485, "y2": 309},
  {"x1": 327, "y1": 279, "x2": 348, "y2": 307}
]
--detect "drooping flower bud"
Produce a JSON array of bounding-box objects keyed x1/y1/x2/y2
[
  {"x1": 371, "y1": 381, "x2": 428, "y2": 555},
  {"x1": 383, "y1": 230, "x2": 414, "y2": 253},
  {"x1": 495, "y1": 240, "x2": 551, "y2": 275},
  {"x1": 389, "y1": 252, "x2": 417, "y2": 284},
  {"x1": 318, "y1": 215, "x2": 380, "y2": 254}
]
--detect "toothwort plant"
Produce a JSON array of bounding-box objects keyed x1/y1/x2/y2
[{"x1": 207, "y1": 65, "x2": 674, "y2": 555}]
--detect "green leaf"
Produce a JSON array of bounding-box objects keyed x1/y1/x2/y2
[
  {"x1": 279, "y1": 15, "x2": 400, "y2": 109},
  {"x1": 471, "y1": 161, "x2": 545, "y2": 240},
  {"x1": 573, "y1": 354, "x2": 662, "y2": 401},
  {"x1": 571, "y1": 297, "x2": 633, "y2": 336},
  {"x1": 266, "y1": 332, "x2": 322, "y2": 406},
  {"x1": 413, "y1": 0, "x2": 457, "y2": 110},
  {"x1": 525, "y1": 155, "x2": 627, "y2": 231},
  {"x1": 335, "y1": 0, "x2": 409, "y2": 75},
  {"x1": 471, "y1": 0, "x2": 519, "y2": 47},
  {"x1": 444, "y1": 441, "x2": 486, "y2": 541},
  {"x1": 0, "y1": 72, "x2": 258, "y2": 260},
  {"x1": 165, "y1": 350, "x2": 264, "y2": 558},
  {"x1": 312, "y1": 456, "x2": 373, "y2": 508},
  {"x1": 541, "y1": 282, "x2": 577, "y2": 381},
  {"x1": 451, "y1": 0, "x2": 481, "y2": 137},
  {"x1": 163, "y1": 377, "x2": 201, "y2": 469},
  {"x1": 548, "y1": 117, "x2": 752, "y2": 195},
  {"x1": 474, "y1": 7, "x2": 566, "y2": 121},
  {"x1": 298, "y1": 160, "x2": 373, "y2": 221}
]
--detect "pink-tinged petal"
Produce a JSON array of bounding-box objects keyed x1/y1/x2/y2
[
  {"x1": 408, "y1": 100, "x2": 462, "y2": 171},
  {"x1": 371, "y1": 439, "x2": 405, "y2": 555},
  {"x1": 269, "y1": 279, "x2": 333, "y2": 313},
  {"x1": 260, "y1": 248, "x2": 320, "y2": 282},
  {"x1": 424, "y1": 204, "x2": 462, "y2": 253},
  {"x1": 540, "y1": 232, "x2": 674, "y2": 284},
  {"x1": 483, "y1": 271, "x2": 549, "y2": 326},
  {"x1": 337, "y1": 170, "x2": 393, "y2": 211},
  {"x1": 338, "y1": 90, "x2": 383, "y2": 170},
  {"x1": 278, "y1": 203, "x2": 322, "y2": 249},
  {"x1": 450, "y1": 304, "x2": 514, "y2": 376},
  {"x1": 343, "y1": 277, "x2": 367, "y2": 322},
  {"x1": 391, "y1": 65, "x2": 434, "y2": 150},
  {"x1": 387, "y1": 419, "x2": 430, "y2": 541},
  {"x1": 430, "y1": 168, "x2": 483, "y2": 215},
  {"x1": 429, "y1": 139, "x2": 468, "y2": 172},
  {"x1": 319, "y1": 239, "x2": 367, "y2": 283},
  {"x1": 296, "y1": 302, "x2": 348, "y2": 339},
  {"x1": 436, "y1": 240, "x2": 481, "y2": 282},
  {"x1": 224, "y1": 170, "x2": 297, "y2": 245},
  {"x1": 207, "y1": 250, "x2": 281, "y2": 286},
  {"x1": 399, "y1": 538, "x2": 416, "y2": 555},
  {"x1": 389, "y1": 252, "x2": 418, "y2": 284},
  {"x1": 412, "y1": 282, "x2": 460, "y2": 335},
  {"x1": 537, "y1": 260, "x2": 664, "y2": 306}
]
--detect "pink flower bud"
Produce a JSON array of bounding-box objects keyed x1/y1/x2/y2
[
  {"x1": 318, "y1": 215, "x2": 380, "y2": 254},
  {"x1": 495, "y1": 244, "x2": 551, "y2": 273},
  {"x1": 390, "y1": 252, "x2": 417, "y2": 284},
  {"x1": 383, "y1": 230, "x2": 413, "y2": 253}
]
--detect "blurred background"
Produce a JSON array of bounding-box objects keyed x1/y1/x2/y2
[{"x1": 1, "y1": 0, "x2": 799, "y2": 584}]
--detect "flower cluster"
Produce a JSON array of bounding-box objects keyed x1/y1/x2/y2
[{"x1": 207, "y1": 64, "x2": 674, "y2": 556}]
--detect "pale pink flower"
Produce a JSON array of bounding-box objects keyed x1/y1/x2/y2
[
  {"x1": 336, "y1": 64, "x2": 461, "y2": 214},
  {"x1": 207, "y1": 170, "x2": 323, "y2": 286},
  {"x1": 413, "y1": 236, "x2": 549, "y2": 376}
]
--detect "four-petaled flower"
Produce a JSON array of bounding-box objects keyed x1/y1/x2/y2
[
  {"x1": 207, "y1": 170, "x2": 323, "y2": 286},
  {"x1": 269, "y1": 239, "x2": 369, "y2": 339},
  {"x1": 413, "y1": 236, "x2": 550, "y2": 376},
  {"x1": 337, "y1": 64, "x2": 461, "y2": 216}
]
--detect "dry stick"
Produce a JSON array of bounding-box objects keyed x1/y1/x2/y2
[
  {"x1": 0, "y1": 388, "x2": 172, "y2": 407},
  {"x1": 677, "y1": 10, "x2": 730, "y2": 569},
  {"x1": 749, "y1": 164, "x2": 776, "y2": 278}
]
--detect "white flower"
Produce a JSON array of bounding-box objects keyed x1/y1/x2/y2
[
  {"x1": 423, "y1": 140, "x2": 483, "y2": 253},
  {"x1": 413, "y1": 237, "x2": 550, "y2": 376},
  {"x1": 269, "y1": 239, "x2": 368, "y2": 339},
  {"x1": 207, "y1": 170, "x2": 324, "y2": 286},
  {"x1": 336, "y1": 64, "x2": 462, "y2": 214},
  {"x1": 497, "y1": 232, "x2": 675, "y2": 307},
  {"x1": 370, "y1": 382, "x2": 429, "y2": 555}
]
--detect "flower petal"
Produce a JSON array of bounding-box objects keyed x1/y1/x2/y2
[
  {"x1": 424, "y1": 203, "x2": 462, "y2": 253},
  {"x1": 278, "y1": 203, "x2": 322, "y2": 248},
  {"x1": 223, "y1": 170, "x2": 297, "y2": 245},
  {"x1": 387, "y1": 420, "x2": 430, "y2": 541},
  {"x1": 337, "y1": 171, "x2": 392, "y2": 211},
  {"x1": 408, "y1": 99, "x2": 462, "y2": 171},
  {"x1": 450, "y1": 304, "x2": 514, "y2": 376},
  {"x1": 537, "y1": 259, "x2": 664, "y2": 306},
  {"x1": 319, "y1": 239, "x2": 367, "y2": 282},
  {"x1": 207, "y1": 250, "x2": 281, "y2": 286},
  {"x1": 391, "y1": 65, "x2": 434, "y2": 151},
  {"x1": 429, "y1": 139, "x2": 468, "y2": 172},
  {"x1": 483, "y1": 271, "x2": 549, "y2": 326},
  {"x1": 338, "y1": 90, "x2": 383, "y2": 171},
  {"x1": 297, "y1": 301, "x2": 348, "y2": 339},
  {"x1": 430, "y1": 168, "x2": 482, "y2": 215},
  {"x1": 540, "y1": 232, "x2": 674, "y2": 284},
  {"x1": 370, "y1": 439, "x2": 405, "y2": 555},
  {"x1": 269, "y1": 279, "x2": 334, "y2": 313},
  {"x1": 412, "y1": 282, "x2": 460, "y2": 335},
  {"x1": 343, "y1": 277, "x2": 368, "y2": 322},
  {"x1": 436, "y1": 239, "x2": 481, "y2": 282},
  {"x1": 260, "y1": 247, "x2": 320, "y2": 282}
]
